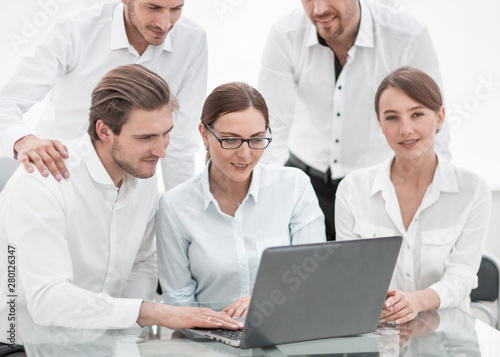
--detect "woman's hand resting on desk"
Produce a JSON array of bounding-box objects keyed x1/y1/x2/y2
[
  {"x1": 222, "y1": 296, "x2": 251, "y2": 318},
  {"x1": 379, "y1": 288, "x2": 440, "y2": 325}
]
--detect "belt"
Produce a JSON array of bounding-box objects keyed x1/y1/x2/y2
[{"x1": 288, "y1": 153, "x2": 333, "y2": 184}]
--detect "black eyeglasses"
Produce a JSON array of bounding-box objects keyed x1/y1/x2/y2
[{"x1": 205, "y1": 124, "x2": 272, "y2": 150}]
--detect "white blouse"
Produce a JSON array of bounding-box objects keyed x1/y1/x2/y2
[
  {"x1": 156, "y1": 163, "x2": 326, "y2": 304},
  {"x1": 335, "y1": 155, "x2": 491, "y2": 312}
]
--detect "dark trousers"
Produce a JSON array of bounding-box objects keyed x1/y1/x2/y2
[{"x1": 286, "y1": 154, "x2": 342, "y2": 241}]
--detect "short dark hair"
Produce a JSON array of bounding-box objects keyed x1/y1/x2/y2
[
  {"x1": 88, "y1": 64, "x2": 178, "y2": 141},
  {"x1": 201, "y1": 82, "x2": 269, "y2": 129},
  {"x1": 374, "y1": 66, "x2": 442, "y2": 118}
]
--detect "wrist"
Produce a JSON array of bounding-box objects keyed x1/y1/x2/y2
[
  {"x1": 410, "y1": 289, "x2": 440, "y2": 313},
  {"x1": 137, "y1": 301, "x2": 159, "y2": 327}
]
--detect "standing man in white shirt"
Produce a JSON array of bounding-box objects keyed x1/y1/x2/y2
[
  {"x1": 0, "y1": 65, "x2": 242, "y2": 349},
  {"x1": 258, "y1": 0, "x2": 451, "y2": 240},
  {"x1": 0, "y1": 0, "x2": 207, "y2": 191}
]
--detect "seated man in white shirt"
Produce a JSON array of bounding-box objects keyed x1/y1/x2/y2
[
  {"x1": 0, "y1": 64, "x2": 242, "y2": 348},
  {"x1": 0, "y1": 0, "x2": 207, "y2": 191}
]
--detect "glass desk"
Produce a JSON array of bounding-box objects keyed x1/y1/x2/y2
[{"x1": 17, "y1": 306, "x2": 500, "y2": 356}]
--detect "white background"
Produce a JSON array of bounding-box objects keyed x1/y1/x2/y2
[
  {"x1": 0, "y1": 0, "x2": 499, "y2": 255},
  {"x1": 1, "y1": 0, "x2": 499, "y2": 186}
]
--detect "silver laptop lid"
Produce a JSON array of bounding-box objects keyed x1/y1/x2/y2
[{"x1": 239, "y1": 236, "x2": 402, "y2": 349}]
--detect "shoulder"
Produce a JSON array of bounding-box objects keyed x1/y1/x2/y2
[
  {"x1": 169, "y1": 16, "x2": 206, "y2": 41},
  {"x1": 270, "y1": 8, "x2": 310, "y2": 39},
  {"x1": 337, "y1": 162, "x2": 381, "y2": 198},
  {"x1": 1, "y1": 165, "x2": 65, "y2": 206},
  {"x1": 447, "y1": 162, "x2": 491, "y2": 197},
  {"x1": 173, "y1": 16, "x2": 206, "y2": 35},
  {"x1": 45, "y1": 1, "x2": 116, "y2": 39},
  {"x1": 364, "y1": 0, "x2": 426, "y2": 38},
  {"x1": 341, "y1": 162, "x2": 380, "y2": 186},
  {"x1": 61, "y1": 1, "x2": 117, "y2": 27},
  {"x1": 258, "y1": 163, "x2": 311, "y2": 189},
  {"x1": 159, "y1": 172, "x2": 204, "y2": 208}
]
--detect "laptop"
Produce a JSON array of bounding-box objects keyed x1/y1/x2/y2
[{"x1": 184, "y1": 236, "x2": 402, "y2": 349}]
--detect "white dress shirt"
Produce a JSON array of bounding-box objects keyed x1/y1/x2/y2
[
  {"x1": 0, "y1": 134, "x2": 158, "y2": 344},
  {"x1": 258, "y1": 0, "x2": 450, "y2": 178},
  {"x1": 335, "y1": 155, "x2": 491, "y2": 312},
  {"x1": 0, "y1": 1, "x2": 207, "y2": 190},
  {"x1": 156, "y1": 163, "x2": 326, "y2": 304}
]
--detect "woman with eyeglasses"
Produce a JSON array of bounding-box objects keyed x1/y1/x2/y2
[
  {"x1": 335, "y1": 67, "x2": 491, "y2": 324},
  {"x1": 156, "y1": 82, "x2": 326, "y2": 317}
]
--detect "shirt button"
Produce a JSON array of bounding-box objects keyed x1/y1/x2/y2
[
  {"x1": 241, "y1": 262, "x2": 247, "y2": 267},
  {"x1": 338, "y1": 85, "x2": 342, "y2": 90},
  {"x1": 243, "y1": 289, "x2": 248, "y2": 294},
  {"x1": 337, "y1": 112, "x2": 341, "y2": 117},
  {"x1": 333, "y1": 159, "x2": 338, "y2": 164},
  {"x1": 335, "y1": 139, "x2": 339, "y2": 143},
  {"x1": 372, "y1": 233, "x2": 377, "y2": 237},
  {"x1": 406, "y1": 273, "x2": 411, "y2": 278}
]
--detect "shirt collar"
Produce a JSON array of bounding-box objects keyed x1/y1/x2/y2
[
  {"x1": 201, "y1": 162, "x2": 214, "y2": 210},
  {"x1": 370, "y1": 153, "x2": 459, "y2": 197},
  {"x1": 247, "y1": 163, "x2": 261, "y2": 203},
  {"x1": 433, "y1": 153, "x2": 459, "y2": 193},
  {"x1": 78, "y1": 134, "x2": 138, "y2": 192},
  {"x1": 110, "y1": 2, "x2": 172, "y2": 53},
  {"x1": 353, "y1": 0, "x2": 374, "y2": 48},
  {"x1": 110, "y1": 3, "x2": 130, "y2": 50},
  {"x1": 370, "y1": 156, "x2": 393, "y2": 197},
  {"x1": 306, "y1": 0, "x2": 374, "y2": 49},
  {"x1": 306, "y1": 21, "x2": 321, "y2": 47},
  {"x1": 201, "y1": 161, "x2": 261, "y2": 211}
]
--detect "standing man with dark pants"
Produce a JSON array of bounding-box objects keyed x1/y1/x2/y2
[{"x1": 258, "y1": 0, "x2": 450, "y2": 240}]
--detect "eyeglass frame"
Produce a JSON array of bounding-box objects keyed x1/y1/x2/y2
[{"x1": 204, "y1": 123, "x2": 272, "y2": 150}]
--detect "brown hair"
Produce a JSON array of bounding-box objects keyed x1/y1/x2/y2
[
  {"x1": 201, "y1": 82, "x2": 269, "y2": 128},
  {"x1": 88, "y1": 64, "x2": 178, "y2": 141},
  {"x1": 374, "y1": 66, "x2": 442, "y2": 118}
]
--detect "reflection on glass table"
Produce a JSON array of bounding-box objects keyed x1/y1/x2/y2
[{"x1": 17, "y1": 305, "x2": 500, "y2": 357}]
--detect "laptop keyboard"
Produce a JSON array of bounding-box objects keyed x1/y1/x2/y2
[{"x1": 210, "y1": 329, "x2": 243, "y2": 341}]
